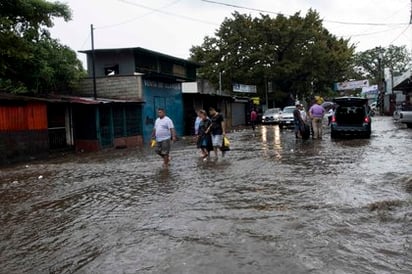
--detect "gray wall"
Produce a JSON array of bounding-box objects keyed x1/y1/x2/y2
[
  {"x1": 86, "y1": 50, "x2": 135, "y2": 77},
  {"x1": 75, "y1": 75, "x2": 143, "y2": 100}
]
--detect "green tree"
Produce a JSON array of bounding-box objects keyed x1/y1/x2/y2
[
  {"x1": 0, "y1": 0, "x2": 85, "y2": 93},
  {"x1": 354, "y1": 45, "x2": 411, "y2": 84},
  {"x1": 190, "y1": 10, "x2": 355, "y2": 104}
]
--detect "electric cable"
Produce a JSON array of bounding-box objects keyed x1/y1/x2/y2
[
  {"x1": 79, "y1": 33, "x2": 91, "y2": 49},
  {"x1": 342, "y1": 25, "x2": 406, "y2": 38},
  {"x1": 97, "y1": 0, "x2": 182, "y2": 29},
  {"x1": 200, "y1": 0, "x2": 409, "y2": 26},
  {"x1": 389, "y1": 24, "x2": 410, "y2": 44},
  {"x1": 117, "y1": 0, "x2": 219, "y2": 26}
]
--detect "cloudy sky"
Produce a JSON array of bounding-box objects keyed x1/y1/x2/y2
[{"x1": 50, "y1": 0, "x2": 412, "y2": 65}]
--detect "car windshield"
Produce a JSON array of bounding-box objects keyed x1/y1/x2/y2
[
  {"x1": 264, "y1": 108, "x2": 279, "y2": 115},
  {"x1": 282, "y1": 107, "x2": 295, "y2": 113}
]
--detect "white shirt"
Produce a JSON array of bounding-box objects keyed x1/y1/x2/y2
[
  {"x1": 154, "y1": 116, "x2": 174, "y2": 142},
  {"x1": 300, "y1": 110, "x2": 307, "y2": 121},
  {"x1": 194, "y1": 116, "x2": 202, "y2": 135}
]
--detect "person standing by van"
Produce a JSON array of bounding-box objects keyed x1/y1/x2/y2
[
  {"x1": 309, "y1": 102, "x2": 325, "y2": 139},
  {"x1": 293, "y1": 103, "x2": 304, "y2": 138}
]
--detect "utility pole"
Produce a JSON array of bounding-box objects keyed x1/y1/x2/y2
[
  {"x1": 91, "y1": 24, "x2": 97, "y2": 100},
  {"x1": 218, "y1": 71, "x2": 222, "y2": 96},
  {"x1": 410, "y1": 0, "x2": 412, "y2": 24},
  {"x1": 264, "y1": 76, "x2": 268, "y2": 111}
]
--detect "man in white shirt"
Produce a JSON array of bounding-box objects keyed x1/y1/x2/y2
[{"x1": 151, "y1": 108, "x2": 177, "y2": 167}]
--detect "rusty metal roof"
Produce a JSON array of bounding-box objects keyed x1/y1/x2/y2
[{"x1": 0, "y1": 93, "x2": 144, "y2": 104}]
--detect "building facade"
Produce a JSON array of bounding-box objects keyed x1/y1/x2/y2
[
  {"x1": 78, "y1": 47, "x2": 198, "y2": 143},
  {"x1": 0, "y1": 94, "x2": 49, "y2": 163}
]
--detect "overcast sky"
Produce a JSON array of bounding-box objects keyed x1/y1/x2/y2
[{"x1": 50, "y1": 0, "x2": 412, "y2": 65}]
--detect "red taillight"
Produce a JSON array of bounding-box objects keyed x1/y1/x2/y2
[
  {"x1": 364, "y1": 116, "x2": 370, "y2": 123},
  {"x1": 331, "y1": 116, "x2": 336, "y2": 123}
]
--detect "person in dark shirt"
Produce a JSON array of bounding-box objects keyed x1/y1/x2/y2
[
  {"x1": 208, "y1": 107, "x2": 226, "y2": 158},
  {"x1": 293, "y1": 103, "x2": 304, "y2": 138},
  {"x1": 196, "y1": 110, "x2": 213, "y2": 160}
]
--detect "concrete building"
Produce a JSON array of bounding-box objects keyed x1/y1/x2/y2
[
  {"x1": 182, "y1": 79, "x2": 233, "y2": 135},
  {"x1": 393, "y1": 70, "x2": 412, "y2": 108},
  {"x1": 76, "y1": 47, "x2": 199, "y2": 145}
]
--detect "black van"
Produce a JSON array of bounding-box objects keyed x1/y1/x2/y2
[{"x1": 331, "y1": 97, "x2": 372, "y2": 138}]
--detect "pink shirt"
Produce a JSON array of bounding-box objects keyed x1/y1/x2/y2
[{"x1": 250, "y1": 111, "x2": 257, "y2": 121}]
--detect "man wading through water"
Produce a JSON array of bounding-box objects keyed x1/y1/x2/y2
[
  {"x1": 209, "y1": 107, "x2": 226, "y2": 159},
  {"x1": 151, "y1": 108, "x2": 177, "y2": 167}
]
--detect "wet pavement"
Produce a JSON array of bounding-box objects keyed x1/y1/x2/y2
[{"x1": 1, "y1": 116, "x2": 411, "y2": 274}]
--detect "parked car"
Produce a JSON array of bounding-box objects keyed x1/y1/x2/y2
[
  {"x1": 393, "y1": 104, "x2": 412, "y2": 128},
  {"x1": 331, "y1": 97, "x2": 372, "y2": 138},
  {"x1": 262, "y1": 108, "x2": 281, "y2": 124},
  {"x1": 369, "y1": 101, "x2": 377, "y2": 116},
  {"x1": 279, "y1": 106, "x2": 295, "y2": 129},
  {"x1": 370, "y1": 102, "x2": 377, "y2": 112}
]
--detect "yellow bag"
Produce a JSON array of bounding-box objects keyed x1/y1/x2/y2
[
  {"x1": 221, "y1": 136, "x2": 230, "y2": 151},
  {"x1": 150, "y1": 139, "x2": 156, "y2": 148},
  {"x1": 223, "y1": 136, "x2": 230, "y2": 147}
]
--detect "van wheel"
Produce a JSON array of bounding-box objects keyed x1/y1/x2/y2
[
  {"x1": 407, "y1": 123, "x2": 412, "y2": 128},
  {"x1": 331, "y1": 131, "x2": 338, "y2": 139}
]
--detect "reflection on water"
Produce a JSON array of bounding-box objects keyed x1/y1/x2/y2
[
  {"x1": 0, "y1": 117, "x2": 411, "y2": 273},
  {"x1": 260, "y1": 125, "x2": 282, "y2": 160}
]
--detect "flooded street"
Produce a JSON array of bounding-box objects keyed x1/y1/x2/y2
[{"x1": 1, "y1": 116, "x2": 411, "y2": 274}]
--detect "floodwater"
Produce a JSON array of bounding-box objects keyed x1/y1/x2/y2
[{"x1": 1, "y1": 117, "x2": 411, "y2": 274}]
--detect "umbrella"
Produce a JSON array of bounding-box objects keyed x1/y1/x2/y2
[{"x1": 322, "y1": 101, "x2": 334, "y2": 110}]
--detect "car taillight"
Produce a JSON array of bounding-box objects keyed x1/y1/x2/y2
[
  {"x1": 364, "y1": 116, "x2": 370, "y2": 123},
  {"x1": 331, "y1": 116, "x2": 336, "y2": 123}
]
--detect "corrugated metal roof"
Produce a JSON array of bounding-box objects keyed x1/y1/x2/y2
[
  {"x1": 0, "y1": 93, "x2": 144, "y2": 104},
  {"x1": 393, "y1": 70, "x2": 412, "y2": 91},
  {"x1": 50, "y1": 95, "x2": 144, "y2": 104}
]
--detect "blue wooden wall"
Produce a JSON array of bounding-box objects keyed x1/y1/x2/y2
[{"x1": 142, "y1": 80, "x2": 183, "y2": 142}]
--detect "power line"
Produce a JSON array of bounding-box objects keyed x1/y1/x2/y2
[
  {"x1": 201, "y1": 0, "x2": 409, "y2": 26},
  {"x1": 201, "y1": 0, "x2": 284, "y2": 16},
  {"x1": 97, "y1": 0, "x2": 182, "y2": 30},
  {"x1": 79, "y1": 33, "x2": 91, "y2": 49},
  {"x1": 389, "y1": 24, "x2": 410, "y2": 44},
  {"x1": 342, "y1": 3, "x2": 410, "y2": 40},
  {"x1": 342, "y1": 25, "x2": 406, "y2": 38},
  {"x1": 118, "y1": 0, "x2": 218, "y2": 26}
]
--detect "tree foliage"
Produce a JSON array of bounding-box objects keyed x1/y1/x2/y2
[
  {"x1": 190, "y1": 10, "x2": 355, "y2": 103},
  {"x1": 354, "y1": 45, "x2": 411, "y2": 84},
  {"x1": 0, "y1": 0, "x2": 85, "y2": 93}
]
